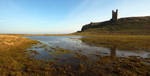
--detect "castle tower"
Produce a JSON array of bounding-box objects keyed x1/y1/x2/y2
[{"x1": 111, "y1": 9, "x2": 118, "y2": 22}]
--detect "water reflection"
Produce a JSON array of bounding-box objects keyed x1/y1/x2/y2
[
  {"x1": 26, "y1": 36, "x2": 150, "y2": 60},
  {"x1": 110, "y1": 46, "x2": 117, "y2": 58}
]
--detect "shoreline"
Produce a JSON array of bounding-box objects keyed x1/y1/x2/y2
[
  {"x1": 0, "y1": 34, "x2": 76, "y2": 36},
  {"x1": 0, "y1": 35, "x2": 150, "y2": 76}
]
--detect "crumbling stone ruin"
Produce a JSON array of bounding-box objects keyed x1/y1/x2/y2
[
  {"x1": 111, "y1": 9, "x2": 118, "y2": 22},
  {"x1": 81, "y1": 9, "x2": 119, "y2": 31}
]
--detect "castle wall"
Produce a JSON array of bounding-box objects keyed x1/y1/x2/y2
[{"x1": 111, "y1": 9, "x2": 118, "y2": 22}]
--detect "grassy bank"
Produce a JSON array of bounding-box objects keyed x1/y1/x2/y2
[
  {"x1": 0, "y1": 35, "x2": 150, "y2": 76},
  {"x1": 79, "y1": 34, "x2": 150, "y2": 51},
  {"x1": 0, "y1": 35, "x2": 40, "y2": 75},
  {"x1": 80, "y1": 16, "x2": 150, "y2": 35}
]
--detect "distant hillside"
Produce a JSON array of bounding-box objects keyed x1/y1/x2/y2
[{"x1": 78, "y1": 16, "x2": 150, "y2": 35}]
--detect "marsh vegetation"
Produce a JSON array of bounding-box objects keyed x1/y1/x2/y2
[
  {"x1": 80, "y1": 35, "x2": 150, "y2": 51},
  {"x1": 0, "y1": 35, "x2": 150, "y2": 76}
]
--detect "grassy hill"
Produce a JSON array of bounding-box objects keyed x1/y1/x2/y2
[{"x1": 78, "y1": 16, "x2": 150, "y2": 35}]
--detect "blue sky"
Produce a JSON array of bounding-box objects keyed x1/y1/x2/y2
[{"x1": 0, "y1": 0, "x2": 150, "y2": 34}]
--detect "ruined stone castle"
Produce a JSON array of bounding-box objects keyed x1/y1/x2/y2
[
  {"x1": 111, "y1": 9, "x2": 118, "y2": 22},
  {"x1": 81, "y1": 9, "x2": 119, "y2": 31}
]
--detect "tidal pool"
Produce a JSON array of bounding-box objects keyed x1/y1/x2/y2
[{"x1": 26, "y1": 36, "x2": 150, "y2": 61}]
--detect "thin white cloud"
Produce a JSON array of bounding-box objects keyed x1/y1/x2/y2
[
  {"x1": 57, "y1": 0, "x2": 150, "y2": 33},
  {"x1": 57, "y1": 0, "x2": 116, "y2": 33}
]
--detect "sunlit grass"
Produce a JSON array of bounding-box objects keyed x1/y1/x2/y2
[
  {"x1": 80, "y1": 34, "x2": 150, "y2": 51},
  {"x1": 0, "y1": 35, "x2": 150, "y2": 76}
]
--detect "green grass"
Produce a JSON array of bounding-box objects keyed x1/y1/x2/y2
[
  {"x1": 79, "y1": 16, "x2": 150, "y2": 35},
  {"x1": 80, "y1": 35, "x2": 150, "y2": 51}
]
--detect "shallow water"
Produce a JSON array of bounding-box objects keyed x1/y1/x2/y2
[{"x1": 26, "y1": 36, "x2": 150, "y2": 61}]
